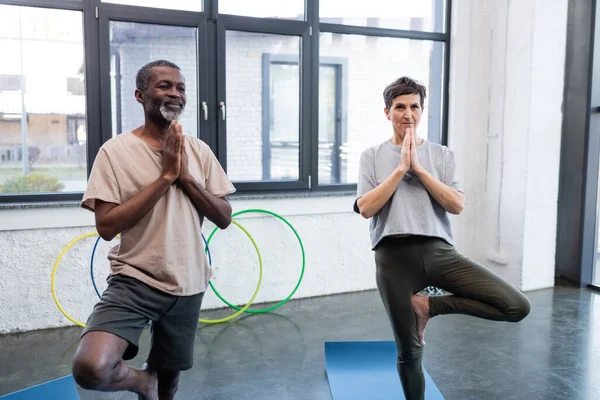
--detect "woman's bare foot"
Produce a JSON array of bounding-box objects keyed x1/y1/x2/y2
[
  {"x1": 412, "y1": 294, "x2": 430, "y2": 347},
  {"x1": 137, "y1": 363, "x2": 159, "y2": 400}
]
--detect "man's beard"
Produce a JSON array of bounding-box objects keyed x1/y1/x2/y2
[{"x1": 145, "y1": 98, "x2": 185, "y2": 123}]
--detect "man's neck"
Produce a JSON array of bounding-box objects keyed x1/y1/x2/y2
[{"x1": 134, "y1": 118, "x2": 170, "y2": 147}]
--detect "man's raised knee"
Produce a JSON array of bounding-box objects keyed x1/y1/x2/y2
[{"x1": 72, "y1": 355, "x2": 112, "y2": 390}]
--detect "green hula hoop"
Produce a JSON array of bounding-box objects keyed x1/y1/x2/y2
[
  {"x1": 206, "y1": 209, "x2": 305, "y2": 314},
  {"x1": 199, "y1": 218, "x2": 263, "y2": 324}
]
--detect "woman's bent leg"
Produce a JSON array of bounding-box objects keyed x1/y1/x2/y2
[{"x1": 426, "y1": 241, "x2": 531, "y2": 322}]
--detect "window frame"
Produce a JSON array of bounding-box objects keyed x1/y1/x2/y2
[
  {"x1": 0, "y1": 0, "x2": 89, "y2": 203},
  {"x1": 215, "y1": 14, "x2": 311, "y2": 192},
  {"x1": 262, "y1": 54, "x2": 348, "y2": 184},
  {"x1": 310, "y1": 0, "x2": 451, "y2": 191},
  {"x1": 97, "y1": 3, "x2": 209, "y2": 144},
  {"x1": 0, "y1": 0, "x2": 452, "y2": 203},
  {"x1": 317, "y1": 57, "x2": 348, "y2": 185}
]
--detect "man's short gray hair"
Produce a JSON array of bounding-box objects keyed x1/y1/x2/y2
[{"x1": 135, "y1": 60, "x2": 181, "y2": 91}]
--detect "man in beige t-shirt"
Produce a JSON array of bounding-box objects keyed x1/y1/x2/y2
[{"x1": 71, "y1": 60, "x2": 235, "y2": 400}]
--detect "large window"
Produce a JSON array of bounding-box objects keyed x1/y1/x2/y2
[
  {"x1": 0, "y1": 0, "x2": 450, "y2": 202},
  {"x1": 319, "y1": 34, "x2": 444, "y2": 185},
  {"x1": 109, "y1": 22, "x2": 199, "y2": 138},
  {"x1": 320, "y1": 0, "x2": 446, "y2": 32},
  {"x1": 0, "y1": 5, "x2": 87, "y2": 196}
]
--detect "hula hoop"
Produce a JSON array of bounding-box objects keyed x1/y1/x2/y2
[
  {"x1": 53, "y1": 221, "x2": 259, "y2": 327},
  {"x1": 91, "y1": 233, "x2": 212, "y2": 301},
  {"x1": 207, "y1": 209, "x2": 305, "y2": 314},
  {"x1": 51, "y1": 232, "x2": 99, "y2": 327},
  {"x1": 199, "y1": 219, "x2": 262, "y2": 324}
]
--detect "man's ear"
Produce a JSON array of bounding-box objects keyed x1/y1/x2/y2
[{"x1": 135, "y1": 89, "x2": 144, "y2": 104}]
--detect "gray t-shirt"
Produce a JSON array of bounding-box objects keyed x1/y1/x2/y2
[{"x1": 354, "y1": 139, "x2": 463, "y2": 249}]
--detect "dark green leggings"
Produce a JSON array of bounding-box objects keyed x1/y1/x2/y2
[{"x1": 374, "y1": 236, "x2": 531, "y2": 400}]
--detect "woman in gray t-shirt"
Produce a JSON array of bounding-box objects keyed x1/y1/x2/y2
[{"x1": 354, "y1": 77, "x2": 530, "y2": 400}]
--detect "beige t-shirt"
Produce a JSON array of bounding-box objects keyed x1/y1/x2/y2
[{"x1": 81, "y1": 131, "x2": 236, "y2": 296}]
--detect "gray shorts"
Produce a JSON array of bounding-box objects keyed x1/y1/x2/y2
[{"x1": 83, "y1": 273, "x2": 204, "y2": 371}]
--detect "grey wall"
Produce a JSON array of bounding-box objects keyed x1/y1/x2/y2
[{"x1": 556, "y1": 0, "x2": 595, "y2": 284}]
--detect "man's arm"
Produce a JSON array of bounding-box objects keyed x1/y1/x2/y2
[
  {"x1": 177, "y1": 176, "x2": 232, "y2": 229},
  {"x1": 413, "y1": 167, "x2": 464, "y2": 214},
  {"x1": 176, "y1": 140, "x2": 232, "y2": 229},
  {"x1": 94, "y1": 125, "x2": 184, "y2": 240},
  {"x1": 95, "y1": 176, "x2": 175, "y2": 241}
]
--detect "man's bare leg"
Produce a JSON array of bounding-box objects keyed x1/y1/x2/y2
[{"x1": 72, "y1": 331, "x2": 158, "y2": 400}]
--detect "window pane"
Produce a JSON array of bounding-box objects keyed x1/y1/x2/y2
[
  {"x1": 320, "y1": 0, "x2": 446, "y2": 33},
  {"x1": 318, "y1": 65, "x2": 338, "y2": 185},
  {"x1": 109, "y1": 22, "x2": 198, "y2": 138},
  {"x1": 219, "y1": 0, "x2": 304, "y2": 20},
  {"x1": 0, "y1": 6, "x2": 87, "y2": 195},
  {"x1": 101, "y1": 0, "x2": 202, "y2": 12},
  {"x1": 225, "y1": 31, "x2": 301, "y2": 181},
  {"x1": 319, "y1": 33, "x2": 444, "y2": 185}
]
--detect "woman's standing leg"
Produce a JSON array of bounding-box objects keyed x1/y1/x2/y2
[
  {"x1": 414, "y1": 239, "x2": 531, "y2": 343},
  {"x1": 375, "y1": 238, "x2": 428, "y2": 400}
]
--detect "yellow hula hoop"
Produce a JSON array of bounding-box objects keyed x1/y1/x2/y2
[
  {"x1": 51, "y1": 220, "x2": 262, "y2": 327},
  {"x1": 51, "y1": 231, "x2": 98, "y2": 328},
  {"x1": 199, "y1": 219, "x2": 263, "y2": 324}
]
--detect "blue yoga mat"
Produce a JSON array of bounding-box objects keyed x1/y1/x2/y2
[
  {"x1": 325, "y1": 341, "x2": 445, "y2": 400},
  {"x1": 0, "y1": 375, "x2": 80, "y2": 400}
]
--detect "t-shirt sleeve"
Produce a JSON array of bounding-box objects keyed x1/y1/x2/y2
[
  {"x1": 444, "y1": 148, "x2": 464, "y2": 193},
  {"x1": 354, "y1": 149, "x2": 377, "y2": 213},
  {"x1": 204, "y1": 146, "x2": 236, "y2": 197},
  {"x1": 80, "y1": 147, "x2": 122, "y2": 212}
]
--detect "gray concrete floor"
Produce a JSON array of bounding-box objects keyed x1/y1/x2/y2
[{"x1": 1, "y1": 285, "x2": 599, "y2": 399}]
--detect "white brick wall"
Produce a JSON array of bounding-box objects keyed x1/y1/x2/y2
[
  {"x1": 0, "y1": 196, "x2": 375, "y2": 333},
  {"x1": 449, "y1": 0, "x2": 565, "y2": 291}
]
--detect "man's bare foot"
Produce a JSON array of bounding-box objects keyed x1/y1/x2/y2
[
  {"x1": 137, "y1": 363, "x2": 159, "y2": 400},
  {"x1": 412, "y1": 294, "x2": 430, "y2": 347}
]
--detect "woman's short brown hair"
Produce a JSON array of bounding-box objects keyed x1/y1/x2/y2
[{"x1": 383, "y1": 77, "x2": 427, "y2": 110}]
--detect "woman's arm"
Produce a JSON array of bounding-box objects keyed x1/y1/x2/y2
[
  {"x1": 409, "y1": 133, "x2": 464, "y2": 214},
  {"x1": 356, "y1": 133, "x2": 412, "y2": 219},
  {"x1": 356, "y1": 166, "x2": 408, "y2": 218},
  {"x1": 413, "y1": 167, "x2": 464, "y2": 214}
]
